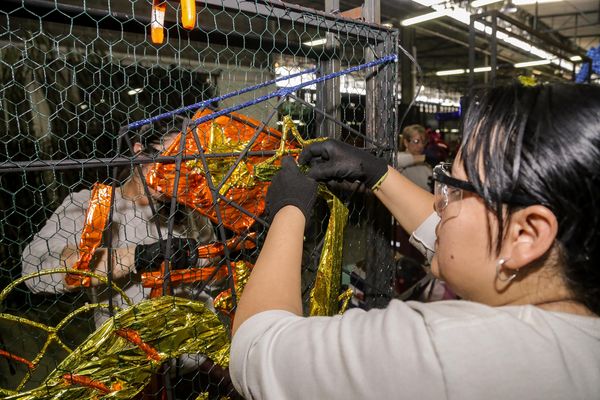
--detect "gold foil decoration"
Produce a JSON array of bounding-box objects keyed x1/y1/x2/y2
[
  {"x1": 1, "y1": 268, "x2": 133, "y2": 393},
  {"x1": 4, "y1": 296, "x2": 230, "y2": 400},
  {"x1": 213, "y1": 261, "x2": 253, "y2": 317},
  {"x1": 309, "y1": 186, "x2": 349, "y2": 316},
  {"x1": 65, "y1": 183, "x2": 113, "y2": 287}
]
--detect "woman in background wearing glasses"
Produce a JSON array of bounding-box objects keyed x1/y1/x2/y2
[
  {"x1": 397, "y1": 124, "x2": 432, "y2": 191},
  {"x1": 229, "y1": 83, "x2": 600, "y2": 399}
]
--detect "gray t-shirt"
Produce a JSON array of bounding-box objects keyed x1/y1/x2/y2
[
  {"x1": 231, "y1": 300, "x2": 600, "y2": 400},
  {"x1": 396, "y1": 152, "x2": 432, "y2": 192}
]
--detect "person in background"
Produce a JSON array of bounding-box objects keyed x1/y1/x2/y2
[
  {"x1": 229, "y1": 83, "x2": 600, "y2": 400},
  {"x1": 396, "y1": 124, "x2": 432, "y2": 192},
  {"x1": 21, "y1": 119, "x2": 237, "y2": 399}
]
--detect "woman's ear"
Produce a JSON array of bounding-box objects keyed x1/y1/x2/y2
[{"x1": 502, "y1": 205, "x2": 558, "y2": 271}]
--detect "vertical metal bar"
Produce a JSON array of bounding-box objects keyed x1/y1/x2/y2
[
  {"x1": 187, "y1": 122, "x2": 239, "y2": 311},
  {"x1": 162, "y1": 120, "x2": 190, "y2": 296},
  {"x1": 104, "y1": 126, "x2": 129, "y2": 317},
  {"x1": 363, "y1": 0, "x2": 395, "y2": 309},
  {"x1": 490, "y1": 14, "x2": 498, "y2": 88},
  {"x1": 315, "y1": 0, "x2": 341, "y2": 139},
  {"x1": 468, "y1": 14, "x2": 476, "y2": 97},
  {"x1": 400, "y1": 27, "x2": 415, "y2": 129}
]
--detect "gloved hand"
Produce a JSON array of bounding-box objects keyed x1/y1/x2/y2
[
  {"x1": 134, "y1": 238, "x2": 198, "y2": 272},
  {"x1": 298, "y1": 139, "x2": 388, "y2": 190},
  {"x1": 265, "y1": 156, "x2": 318, "y2": 222}
]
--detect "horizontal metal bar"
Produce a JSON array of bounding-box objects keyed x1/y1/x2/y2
[
  {"x1": 537, "y1": 10, "x2": 598, "y2": 19},
  {"x1": 205, "y1": 0, "x2": 393, "y2": 36},
  {"x1": 471, "y1": 10, "x2": 580, "y2": 56},
  {"x1": 0, "y1": 151, "x2": 282, "y2": 174},
  {"x1": 2, "y1": 0, "x2": 391, "y2": 48}
]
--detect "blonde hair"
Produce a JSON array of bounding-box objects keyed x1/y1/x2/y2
[{"x1": 400, "y1": 124, "x2": 426, "y2": 150}]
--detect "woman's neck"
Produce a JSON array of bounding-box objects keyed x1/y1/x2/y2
[
  {"x1": 121, "y1": 174, "x2": 148, "y2": 205},
  {"x1": 535, "y1": 299, "x2": 595, "y2": 317}
]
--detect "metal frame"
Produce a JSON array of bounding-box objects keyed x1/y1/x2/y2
[{"x1": 468, "y1": 9, "x2": 591, "y2": 94}]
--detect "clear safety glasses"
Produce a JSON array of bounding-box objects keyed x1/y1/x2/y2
[
  {"x1": 432, "y1": 163, "x2": 478, "y2": 218},
  {"x1": 432, "y1": 162, "x2": 539, "y2": 218}
]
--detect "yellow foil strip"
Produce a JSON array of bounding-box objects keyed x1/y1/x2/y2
[{"x1": 309, "y1": 186, "x2": 349, "y2": 316}]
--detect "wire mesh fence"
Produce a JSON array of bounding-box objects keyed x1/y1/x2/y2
[{"x1": 0, "y1": 1, "x2": 398, "y2": 398}]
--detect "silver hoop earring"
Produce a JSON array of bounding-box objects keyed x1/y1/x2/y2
[{"x1": 496, "y1": 258, "x2": 519, "y2": 282}]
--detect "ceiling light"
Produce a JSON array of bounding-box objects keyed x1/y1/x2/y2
[
  {"x1": 513, "y1": 0, "x2": 562, "y2": 4},
  {"x1": 514, "y1": 59, "x2": 552, "y2": 68},
  {"x1": 411, "y1": 0, "x2": 446, "y2": 5},
  {"x1": 401, "y1": 10, "x2": 448, "y2": 26},
  {"x1": 303, "y1": 38, "x2": 327, "y2": 46},
  {"x1": 570, "y1": 55, "x2": 582, "y2": 62},
  {"x1": 413, "y1": 0, "x2": 573, "y2": 73},
  {"x1": 473, "y1": 66, "x2": 492, "y2": 72},
  {"x1": 470, "y1": 0, "x2": 502, "y2": 7},
  {"x1": 127, "y1": 88, "x2": 143, "y2": 95},
  {"x1": 436, "y1": 69, "x2": 466, "y2": 76}
]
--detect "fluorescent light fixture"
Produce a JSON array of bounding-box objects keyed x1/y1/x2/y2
[
  {"x1": 401, "y1": 10, "x2": 448, "y2": 26},
  {"x1": 303, "y1": 38, "x2": 327, "y2": 47},
  {"x1": 514, "y1": 0, "x2": 562, "y2": 4},
  {"x1": 412, "y1": 0, "x2": 573, "y2": 73},
  {"x1": 570, "y1": 55, "x2": 582, "y2": 62},
  {"x1": 470, "y1": 0, "x2": 501, "y2": 7},
  {"x1": 127, "y1": 88, "x2": 143, "y2": 95},
  {"x1": 436, "y1": 69, "x2": 466, "y2": 76},
  {"x1": 436, "y1": 66, "x2": 492, "y2": 75},
  {"x1": 412, "y1": 0, "x2": 446, "y2": 5},
  {"x1": 514, "y1": 59, "x2": 552, "y2": 68}
]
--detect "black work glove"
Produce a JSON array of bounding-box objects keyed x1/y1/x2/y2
[
  {"x1": 265, "y1": 156, "x2": 318, "y2": 222},
  {"x1": 298, "y1": 139, "x2": 388, "y2": 189},
  {"x1": 134, "y1": 238, "x2": 198, "y2": 272}
]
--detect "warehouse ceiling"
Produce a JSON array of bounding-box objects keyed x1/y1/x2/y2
[
  {"x1": 5, "y1": 0, "x2": 596, "y2": 95},
  {"x1": 292, "y1": 0, "x2": 600, "y2": 92}
]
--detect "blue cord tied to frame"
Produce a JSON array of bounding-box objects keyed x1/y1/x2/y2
[{"x1": 127, "y1": 54, "x2": 398, "y2": 130}]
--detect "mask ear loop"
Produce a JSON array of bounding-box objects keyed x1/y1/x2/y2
[{"x1": 496, "y1": 258, "x2": 519, "y2": 282}]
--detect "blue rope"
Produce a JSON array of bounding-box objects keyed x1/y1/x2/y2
[
  {"x1": 127, "y1": 67, "x2": 318, "y2": 129},
  {"x1": 128, "y1": 54, "x2": 398, "y2": 130},
  {"x1": 187, "y1": 53, "x2": 398, "y2": 129}
]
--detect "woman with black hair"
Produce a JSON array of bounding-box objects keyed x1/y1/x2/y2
[
  {"x1": 229, "y1": 83, "x2": 600, "y2": 399},
  {"x1": 21, "y1": 119, "x2": 237, "y2": 399}
]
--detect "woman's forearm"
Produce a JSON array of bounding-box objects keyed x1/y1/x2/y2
[
  {"x1": 232, "y1": 206, "x2": 305, "y2": 336},
  {"x1": 375, "y1": 166, "x2": 434, "y2": 234}
]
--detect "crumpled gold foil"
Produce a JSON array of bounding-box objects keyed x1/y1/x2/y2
[
  {"x1": 186, "y1": 122, "x2": 255, "y2": 197},
  {"x1": 213, "y1": 261, "x2": 253, "y2": 316},
  {"x1": 4, "y1": 297, "x2": 230, "y2": 400},
  {"x1": 309, "y1": 186, "x2": 349, "y2": 316}
]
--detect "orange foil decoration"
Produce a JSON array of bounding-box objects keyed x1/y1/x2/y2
[
  {"x1": 65, "y1": 183, "x2": 113, "y2": 287},
  {"x1": 146, "y1": 109, "x2": 299, "y2": 233}
]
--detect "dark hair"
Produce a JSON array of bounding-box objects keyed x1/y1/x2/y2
[
  {"x1": 116, "y1": 116, "x2": 184, "y2": 182},
  {"x1": 129, "y1": 116, "x2": 184, "y2": 156},
  {"x1": 460, "y1": 83, "x2": 600, "y2": 315}
]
